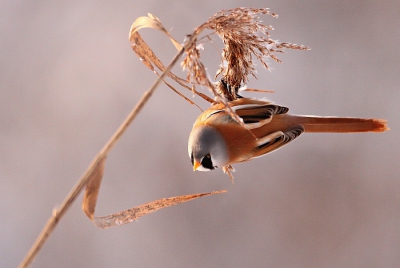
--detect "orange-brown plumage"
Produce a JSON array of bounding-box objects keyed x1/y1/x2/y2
[{"x1": 188, "y1": 98, "x2": 388, "y2": 172}]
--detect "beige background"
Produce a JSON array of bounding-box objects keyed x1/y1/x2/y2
[{"x1": 2, "y1": 1, "x2": 399, "y2": 267}]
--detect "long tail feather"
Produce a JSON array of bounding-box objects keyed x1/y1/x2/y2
[{"x1": 288, "y1": 115, "x2": 389, "y2": 133}]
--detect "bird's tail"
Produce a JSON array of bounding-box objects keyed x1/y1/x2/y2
[{"x1": 287, "y1": 115, "x2": 389, "y2": 133}]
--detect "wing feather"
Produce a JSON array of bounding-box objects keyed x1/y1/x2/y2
[
  {"x1": 251, "y1": 125, "x2": 305, "y2": 158},
  {"x1": 233, "y1": 103, "x2": 289, "y2": 129}
]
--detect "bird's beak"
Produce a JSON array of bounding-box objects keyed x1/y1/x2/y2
[{"x1": 193, "y1": 160, "x2": 201, "y2": 171}]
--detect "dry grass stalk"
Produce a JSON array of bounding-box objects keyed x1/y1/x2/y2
[
  {"x1": 19, "y1": 7, "x2": 308, "y2": 267},
  {"x1": 93, "y1": 191, "x2": 226, "y2": 228}
]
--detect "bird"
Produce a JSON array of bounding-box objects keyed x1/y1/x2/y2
[{"x1": 188, "y1": 98, "x2": 388, "y2": 172}]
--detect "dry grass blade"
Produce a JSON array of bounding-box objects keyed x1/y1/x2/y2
[
  {"x1": 129, "y1": 22, "x2": 213, "y2": 104},
  {"x1": 82, "y1": 157, "x2": 106, "y2": 219},
  {"x1": 94, "y1": 191, "x2": 227, "y2": 229},
  {"x1": 163, "y1": 81, "x2": 203, "y2": 111},
  {"x1": 130, "y1": 13, "x2": 182, "y2": 50},
  {"x1": 243, "y1": 88, "x2": 275, "y2": 94}
]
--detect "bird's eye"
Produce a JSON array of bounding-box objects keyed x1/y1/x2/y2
[{"x1": 201, "y1": 153, "x2": 214, "y2": 170}]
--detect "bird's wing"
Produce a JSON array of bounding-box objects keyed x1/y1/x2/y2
[
  {"x1": 251, "y1": 125, "x2": 305, "y2": 158},
  {"x1": 232, "y1": 103, "x2": 289, "y2": 129}
]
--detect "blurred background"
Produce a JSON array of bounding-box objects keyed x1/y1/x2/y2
[{"x1": 1, "y1": 0, "x2": 399, "y2": 267}]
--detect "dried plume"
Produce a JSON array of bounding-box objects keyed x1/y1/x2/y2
[{"x1": 182, "y1": 7, "x2": 309, "y2": 100}]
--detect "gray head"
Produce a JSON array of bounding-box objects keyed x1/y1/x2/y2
[{"x1": 188, "y1": 125, "x2": 228, "y2": 171}]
